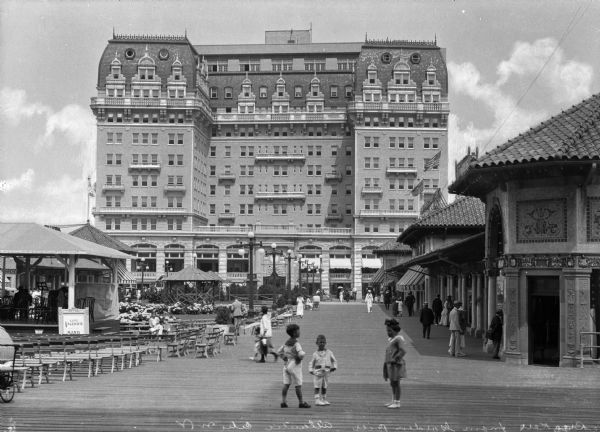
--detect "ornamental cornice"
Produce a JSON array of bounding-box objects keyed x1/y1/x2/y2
[{"x1": 488, "y1": 254, "x2": 600, "y2": 270}]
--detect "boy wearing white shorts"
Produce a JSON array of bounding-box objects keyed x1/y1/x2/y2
[
  {"x1": 308, "y1": 335, "x2": 337, "y2": 406},
  {"x1": 277, "y1": 324, "x2": 310, "y2": 408}
]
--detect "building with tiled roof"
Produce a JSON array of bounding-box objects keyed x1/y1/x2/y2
[
  {"x1": 398, "y1": 196, "x2": 485, "y2": 245},
  {"x1": 70, "y1": 223, "x2": 135, "y2": 253},
  {"x1": 90, "y1": 29, "x2": 450, "y2": 300},
  {"x1": 450, "y1": 93, "x2": 600, "y2": 368}
]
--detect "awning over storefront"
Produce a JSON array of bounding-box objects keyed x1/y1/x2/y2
[
  {"x1": 397, "y1": 265, "x2": 427, "y2": 290},
  {"x1": 361, "y1": 258, "x2": 382, "y2": 269},
  {"x1": 117, "y1": 263, "x2": 137, "y2": 284},
  {"x1": 371, "y1": 266, "x2": 392, "y2": 284},
  {"x1": 328, "y1": 258, "x2": 352, "y2": 269}
]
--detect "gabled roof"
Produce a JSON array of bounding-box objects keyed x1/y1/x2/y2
[
  {"x1": 0, "y1": 223, "x2": 133, "y2": 260},
  {"x1": 373, "y1": 239, "x2": 412, "y2": 256},
  {"x1": 475, "y1": 93, "x2": 600, "y2": 167},
  {"x1": 164, "y1": 266, "x2": 223, "y2": 282},
  {"x1": 451, "y1": 93, "x2": 600, "y2": 196},
  {"x1": 398, "y1": 196, "x2": 485, "y2": 244},
  {"x1": 69, "y1": 223, "x2": 135, "y2": 253}
]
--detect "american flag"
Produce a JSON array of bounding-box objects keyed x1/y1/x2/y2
[
  {"x1": 411, "y1": 179, "x2": 424, "y2": 196},
  {"x1": 87, "y1": 176, "x2": 95, "y2": 198},
  {"x1": 424, "y1": 151, "x2": 441, "y2": 171}
]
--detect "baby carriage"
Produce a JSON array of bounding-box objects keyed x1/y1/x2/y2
[{"x1": 0, "y1": 343, "x2": 19, "y2": 402}]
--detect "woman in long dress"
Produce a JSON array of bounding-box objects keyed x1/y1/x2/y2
[
  {"x1": 365, "y1": 290, "x2": 374, "y2": 313},
  {"x1": 296, "y1": 295, "x2": 304, "y2": 318}
]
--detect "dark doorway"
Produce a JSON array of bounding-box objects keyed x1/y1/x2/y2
[
  {"x1": 528, "y1": 276, "x2": 560, "y2": 366},
  {"x1": 591, "y1": 270, "x2": 600, "y2": 359}
]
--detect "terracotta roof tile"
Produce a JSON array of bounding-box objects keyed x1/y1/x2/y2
[
  {"x1": 411, "y1": 196, "x2": 485, "y2": 228},
  {"x1": 69, "y1": 224, "x2": 135, "y2": 253},
  {"x1": 474, "y1": 93, "x2": 600, "y2": 167}
]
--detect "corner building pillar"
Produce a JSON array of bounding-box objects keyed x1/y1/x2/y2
[
  {"x1": 561, "y1": 268, "x2": 592, "y2": 367},
  {"x1": 501, "y1": 268, "x2": 522, "y2": 364}
]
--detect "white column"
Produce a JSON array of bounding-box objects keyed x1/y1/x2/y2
[
  {"x1": 321, "y1": 253, "x2": 330, "y2": 297},
  {"x1": 68, "y1": 255, "x2": 76, "y2": 309},
  {"x1": 470, "y1": 273, "x2": 477, "y2": 332},
  {"x1": 218, "y1": 247, "x2": 228, "y2": 282}
]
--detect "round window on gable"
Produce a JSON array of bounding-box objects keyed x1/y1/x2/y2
[
  {"x1": 381, "y1": 52, "x2": 392, "y2": 64},
  {"x1": 410, "y1": 53, "x2": 421, "y2": 64},
  {"x1": 125, "y1": 48, "x2": 136, "y2": 60},
  {"x1": 158, "y1": 49, "x2": 169, "y2": 60}
]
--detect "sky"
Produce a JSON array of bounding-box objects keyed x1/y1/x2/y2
[{"x1": 0, "y1": 0, "x2": 599, "y2": 225}]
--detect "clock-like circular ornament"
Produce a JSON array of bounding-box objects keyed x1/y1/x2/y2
[
  {"x1": 159, "y1": 49, "x2": 169, "y2": 60},
  {"x1": 410, "y1": 53, "x2": 421, "y2": 64},
  {"x1": 125, "y1": 48, "x2": 136, "y2": 60},
  {"x1": 381, "y1": 52, "x2": 392, "y2": 64}
]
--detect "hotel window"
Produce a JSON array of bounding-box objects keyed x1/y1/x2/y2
[
  {"x1": 210, "y1": 185, "x2": 216, "y2": 195},
  {"x1": 407, "y1": 199, "x2": 414, "y2": 211},
  {"x1": 307, "y1": 165, "x2": 314, "y2": 176},
  {"x1": 373, "y1": 137, "x2": 379, "y2": 148},
  {"x1": 239, "y1": 185, "x2": 246, "y2": 195},
  {"x1": 345, "y1": 147, "x2": 352, "y2": 156},
  {"x1": 107, "y1": 113, "x2": 114, "y2": 122},
  {"x1": 307, "y1": 204, "x2": 313, "y2": 215},
  {"x1": 423, "y1": 137, "x2": 430, "y2": 149},
  {"x1": 141, "y1": 176, "x2": 148, "y2": 187},
  {"x1": 105, "y1": 196, "x2": 113, "y2": 207},
  {"x1": 177, "y1": 134, "x2": 184, "y2": 145},
  {"x1": 398, "y1": 137, "x2": 405, "y2": 149},
  {"x1": 408, "y1": 118, "x2": 414, "y2": 127},
  {"x1": 115, "y1": 154, "x2": 122, "y2": 165},
  {"x1": 168, "y1": 154, "x2": 175, "y2": 166},
  {"x1": 345, "y1": 204, "x2": 352, "y2": 214},
  {"x1": 330, "y1": 86, "x2": 338, "y2": 98},
  {"x1": 105, "y1": 218, "x2": 112, "y2": 230},
  {"x1": 345, "y1": 184, "x2": 352, "y2": 195},
  {"x1": 364, "y1": 158, "x2": 371, "y2": 169},
  {"x1": 116, "y1": 113, "x2": 123, "y2": 123},
  {"x1": 389, "y1": 137, "x2": 395, "y2": 148},
  {"x1": 106, "y1": 154, "x2": 113, "y2": 165},
  {"x1": 294, "y1": 86, "x2": 303, "y2": 98},
  {"x1": 176, "y1": 176, "x2": 183, "y2": 185},
  {"x1": 316, "y1": 146, "x2": 321, "y2": 156},
  {"x1": 152, "y1": 114, "x2": 158, "y2": 123},
  {"x1": 151, "y1": 133, "x2": 158, "y2": 145},
  {"x1": 389, "y1": 179, "x2": 395, "y2": 190},
  {"x1": 168, "y1": 134, "x2": 175, "y2": 145},
  {"x1": 107, "y1": 132, "x2": 114, "y2": 144},
  {"x1": 132, "y1": 154, "x2": 139, "y2": 164},
  {"x1": 209, "y1": 204, "x2": 215, "y2": 214},
  {"x1": 398, "y1": 179, "x2": 405, "y2": 190},
  {"x1": 248, "y1": 146, "x2": 254, "y2": 156},
  {"x1": 225, "y1": 146, "x2": 231, "y2": 157},
  {"x1": 240, "y1": 166, "x2": 246, "y2": 176},
  {"x1": 389, "y1": 157, "x2": 396, "y2": 168},
  {"x1": 345, "y1": 165, "x2": 352, "y2": 175},
  {"x1": 150, "y1": 196, "x2": 156, "y2": 207},
  {"x1": 345, "y1": 85, "x2": 353, "y2": 98},
  {"x1": 224, "y1": 87, "x2": 233, "y2": 99},
  {"x1": 141, "y1": 133, "x2": 148, "y2": 145},
  {"x1": 210, "y1": 166, "x2": 216, "y2": 176},
  {"x1": 331, "y1": 146, "x2": 338, "y2": 156},
  {"x1": 364, "y1": 137, "x2": 371, "y2": 148},
  {"x1": 210, "y1": 87, "x2": 218, "y2": 99},
  {"x1": 132, "y1": 176, "x2": 139, "y2": 187},
  {"x1": 168, "y1": 175, "x2": 174, "y2": 185},
  {"x1": 167, "y1": 219, "x2": 174, "y2": 230},
  {"x1": 131, "y1": 219, "x2": 138, "y2": 230},
  {"x1": 132, "y1": 196, "x2": 138, "y2": 207},
  {"x1": 210, "y1": 146, "x2": 216, "y2": 157},
  {"x1": 259, "y1": 86, "x2": 268, "y2": 98},
  {"x1": 248, "y1": 166, "x2": 254, "y2": 176},
  {"x1": 408, "y1": 137, "x2": 414, "y2": 149},
  {"x1": 106, "y1": 175, "x2": 113, "y2": 185},
  {"x1": 150, "y1": 219, "x2": 156, "y2": 230},
  {"x1": 176, "y1": 219, "x2": 183, "y2": 230},
  {"x1": 432, "y1": 137, "x2": 439, "y2": 149},
  {"x1": 407, "y1": 158, "x2": 414, "y2": 168},
  {"x1": 115, "y1": 175, "x2": 121, "y2": 185},
  {"x1": 248, "y1": 185, "x2": 254, "y2": 195}
]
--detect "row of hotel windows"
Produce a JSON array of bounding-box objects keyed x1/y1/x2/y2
[
  {"x1": 209, "y1": 85, "x2": 352, "y2": 100},
  {"x1": 364, "y1": 199, "x2": 415, "y2": 211},
  {"x1": 207, "y1": 59, "x2": 355, "y2": 73},
  {"x1": 106, "y1": 133, "x2": 185, "y2": 145},
  {"x1": 104, "y1": 196, "x2": 184, "y2": 208},
  {"x1": 212, "y1": 126, "x2": 351, "y2": 137},
  {"x1": 105, "y1": 154, "x2": 185, "y2": 165},
  {"x1": 364, "y1": 136, "x2": 439, "y2": 149},
  {"x1": 105, "y1": 218, "x2": 184, "y2": 231},
  {"x1": 210, "y1": 145, "x2": 349, "y2": 157},
  {"x1": 364, "y1": 157, "x2": 439, "y2": 170},
  {"x1": 104, "y1": 217, "x2": 407, "y2": 233},
  {"x1": 105, "y1": 175, "x2": 184, "y2": 186},
  {"x1": 210, "y1": 165, "x2": 326, "y2": 176},
  {"x1": 105, "y1": 112, "x2": 186, "y2": 124},
  {"x1": 104, "y1": 88, "x2": 186, "y2": 99},
  {"x1": 365, "y1": 178, "x2": 439, "y2": 189},
  {"x1": 363, "y1": 117, "x2": 441, "y2": 128}
]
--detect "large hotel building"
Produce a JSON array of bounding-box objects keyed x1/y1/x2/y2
[{"x1": 91, "y1": 29, "x2": 449, "y2": 299}]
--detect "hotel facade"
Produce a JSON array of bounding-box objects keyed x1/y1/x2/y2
[{"x1": 91, "y1": 30, "x2": 449, "y2": 299}]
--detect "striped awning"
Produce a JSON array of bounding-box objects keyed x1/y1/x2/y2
[
  {"x1": 397, "y1": 265, "x2": 427, "y2": 290},
  {"x1": 117, "y1": 263, "x2": 137, "y2": 284},
  {"x1": 371, "y1": 266, "x2": 392, "y2": 284},
  {"x1": 361, "y1": 258, "x2": 382, "y2": 269}
]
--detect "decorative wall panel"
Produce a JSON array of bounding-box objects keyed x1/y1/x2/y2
[{"x1": 516, "y1": 199, "x2": 567, "y2": 243}]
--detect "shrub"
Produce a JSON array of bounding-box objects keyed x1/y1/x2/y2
[{"x1": 214, "y1": 305, "x2": 231, "y2": 324}]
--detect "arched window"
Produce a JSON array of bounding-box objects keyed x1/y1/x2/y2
[
  {"x1": 132, "y1": 243, "x2": 157, "y2": 272},
  {"x1": 164, "y1": 244, "x2": 185, "y2": 273},
  {"x1": 195, "y1": 244, "x2": 219, "y2": 272}
]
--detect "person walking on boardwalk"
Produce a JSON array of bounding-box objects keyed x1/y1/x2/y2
[
  {"x1": 308, "y1": 334, "x2": 337, "y2": 406},
  {"x1": 405, "y1": 292, "x2": 416, "y2": 317},
  {"x1": 419, "y1": 302, "x2": 434, "y2": 339},
  {"x1": 432, "y1": 294, "x2": 443, "y2": 325},
  {"x1": 441, "y1": 295, "x2": 453, "y2": 327},
  {"x1": 296, "y1": 295, "x2": 305, "y2": 319},
  {"x1": 364, "y1": 289, "x2": 374, "y2": 313},
  {"x1": 487, "y1": 310, "x2": 503, "y2": 359},
  {"x1": 382, "y1": 319, "x2": 407, "y2": 409},
  {"x1": 277, "y1": 324, "x2": 311, "y2": 408},
  {"x1": 230, "y1": 297, "x2": 244, "y2": 336},
  {"x1": 383, "y1": 287, "x2": 392, "y2": 310},
  {"x1": 259, "y1": 306, "x2": 278, "y2": 362},
  {"x1": 458, "y1": 302, "x2": 468, "y2": 355},
  {"x1": 448, "y1": 301, "x2": 465, "y2": 357}
]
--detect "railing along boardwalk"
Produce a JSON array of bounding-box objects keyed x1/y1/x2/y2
[{"x1": 1, "y1": 303, "x2": 599, "y2": 431}]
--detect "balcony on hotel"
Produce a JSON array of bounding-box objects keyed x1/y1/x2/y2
[
  {"x1": 254, "y1": 152, "x2": 306, "y2": 162},
  {"x1": 386, "y1": 166, "x2": 418, "y2": 176},
  {"x1": 128, "y1": 162, "x2": 161, "y2": 171},
  {"x1": 254, "y1": 191, "x2": 306, "y2": 201},
  {"x1": 360, "y1": 186, "x2": 383, "y2": 196},
  {"x1": 102, "y1": 184, "x2": 125, "y2": 193},
  {"x1": 358, "y1": 209, "x2": 419, "y2": 218},
  {"x1": 324, "y1": 171, "x2": 343, "y2": 182}
]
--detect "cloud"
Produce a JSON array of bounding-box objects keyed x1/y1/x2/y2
[
  {"x1": 0, "y1": 87, "x2": 97, "y2": 224},
  {"x1": 0, "y1": 88, "x2": 51, "y2": 125},
  {"x1": 0, "y1": 169, "x2": 35, "y2": 192},
  {"x1": 0, "y1": 174, "x2": 90, "y2": 225},
  {"x1": 496, "y1": 38, "x2": 593, "y2": 104},
  {"x1": 447, "y1": 37, "x2": 594, "y2": 184}
]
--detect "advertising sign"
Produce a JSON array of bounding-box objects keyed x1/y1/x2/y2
[{"x1": 58, "y1": 308, "x2": 90, "y2": 335}]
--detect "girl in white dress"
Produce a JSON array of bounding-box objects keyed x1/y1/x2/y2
[
  {"x1": 296, "y1": 295, "x2": 304, "y2": 318},
  {"x1": 365, "y1": 290, "x2": 374, "y2": 313}
]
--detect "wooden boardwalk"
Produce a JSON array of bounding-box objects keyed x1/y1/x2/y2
[{"x1": 1, "y1": 302, "x2": 599, "y2": 431}]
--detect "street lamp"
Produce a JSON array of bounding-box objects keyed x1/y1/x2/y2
[
  {"x1": 238, "y1": 231, "x2": 262, "y2": 312},
  {"x1": 165, "y1": 260, "x2": 170, "y2": 276},
  {"x1": 285, "y1": 249, "x2": 294, "y2": 303}
]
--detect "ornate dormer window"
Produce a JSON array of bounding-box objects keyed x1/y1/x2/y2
[
  {"x1": 106, "y1": 52, "x2": 125, "y2": 98},
  {"x1": 131, "y1": 46, "x2": 161, "y2": 98},
  {"x1": 167, "y1": 54, "x2": 187, "y2": 99},
  {"x1": 387, "y1": 61, "x2": 417, "y2": 103},
  {"x1": 271, "y1": 75, "x2": 290, "y2": 113},
  {"x1": 422, "y1": 62, "x2": 441, "y2": 103},
  {"x1": 238, "y1": 74, "x2": 256, "y2": 114},
  {"x1": 361, "y1": 62, "x2": 382, "y2": 102},
  {"x1": 306, "y1": 75, "x2": 324, "y2": 113}
]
